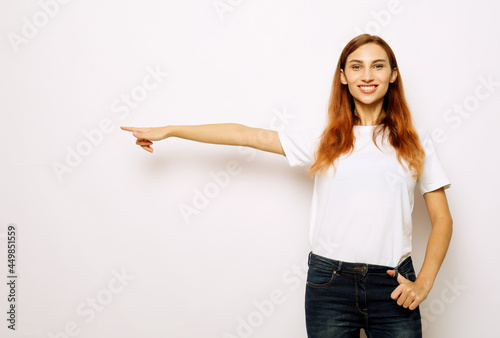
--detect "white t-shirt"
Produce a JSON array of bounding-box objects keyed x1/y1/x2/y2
[{"x1": 278, "y1": 125, "x2": 451, "y2": 267}]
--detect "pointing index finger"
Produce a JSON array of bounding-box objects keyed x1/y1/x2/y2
[{"x1": 121, "y1": 126, "x2": 146, "y2": 133}]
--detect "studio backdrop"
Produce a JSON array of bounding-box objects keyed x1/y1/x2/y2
[{"x1": 1, "y1": 0, "x2": 499, "y2": 337}]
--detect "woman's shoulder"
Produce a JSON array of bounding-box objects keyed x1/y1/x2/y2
[{"x1": 279, "y1": 125, "x2": 325, "y2": 139}]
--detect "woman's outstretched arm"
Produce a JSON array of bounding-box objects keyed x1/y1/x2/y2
[{"x1": 120, "y1": 123, "x2": 285, "y2": 155}]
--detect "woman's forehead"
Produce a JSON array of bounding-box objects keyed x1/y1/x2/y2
[{"x1": 347, "y1": 43, "x2": 390, "y2": 62}]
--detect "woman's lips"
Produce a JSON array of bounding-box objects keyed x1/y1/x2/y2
[{"x1": 358, "y1": 85, "x2": 378, "y2": 94}]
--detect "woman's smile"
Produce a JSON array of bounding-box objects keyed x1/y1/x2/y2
[{"x1": 358, "y1": 85, "x2": 378, "y2": 93}]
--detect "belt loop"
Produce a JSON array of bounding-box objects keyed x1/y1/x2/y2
[
  {"x1": 308, "y1": 251, "x2": 312, "y2": 265},
  {"x1": 337, "y1": 260, "x2": 343, "y2": 272}
]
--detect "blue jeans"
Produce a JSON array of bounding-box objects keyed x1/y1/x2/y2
[{"x1": 305, "y1": 252, "x2": 422, "y2": 338}]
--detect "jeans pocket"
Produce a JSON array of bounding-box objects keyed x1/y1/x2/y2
[
  {"x1": 306, "y1": 263, "x2": 336, "y2": 288},
  {"x1": 405, "y1": 272, "x2": 417, "y2": 282},
  {"x1": 396, "y1": 260, "x2": 416, "y2": 282}
]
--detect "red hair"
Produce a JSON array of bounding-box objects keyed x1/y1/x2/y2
[{"x1": 309, "y1": 34, "x2": 424, "y2": 178}]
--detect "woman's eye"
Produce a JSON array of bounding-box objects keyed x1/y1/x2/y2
[
  {"x1": 352, "y1": 65, "x2": 361, "y2": 70},
  {"x1": 374, "y1": 64, "x2": 384, "y2": 69}
]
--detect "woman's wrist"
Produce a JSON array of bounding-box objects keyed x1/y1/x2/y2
[
  {"x1": 162, "y1": 125, "x2": 175, "y2": 139},
  {"x1": 415, "y1": 275, "x2": 434, "y2": 293}
]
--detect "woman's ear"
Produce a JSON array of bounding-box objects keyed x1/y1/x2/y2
[
  {"x1": 340, "y1": 69, "x2": 348, "y2": 85},
  {"x1": 390, "y1": 68, "x2": 398, "y2": 83}
]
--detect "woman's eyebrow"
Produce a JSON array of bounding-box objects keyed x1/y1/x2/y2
[{"x1": 348, "y1": 59, "x2": 387, "y2": 64}]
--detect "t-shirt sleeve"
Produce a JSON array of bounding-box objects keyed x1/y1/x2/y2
[
  {"x1": 416, "y1": 129, "x2": 452, "y2": 195},
  {"x1": 278, "y1": 127, "x2": 323, "y2": 167}
]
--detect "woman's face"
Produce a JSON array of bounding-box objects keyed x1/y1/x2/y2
[{"x1": 340, "y1": 43, "x2": 397, "y2": 107}]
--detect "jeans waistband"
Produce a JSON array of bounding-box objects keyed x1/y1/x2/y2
[{"x1": 308, "y1": 251, "x2": 413, "y2": 276}]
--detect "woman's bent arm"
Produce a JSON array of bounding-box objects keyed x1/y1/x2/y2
[
  {"x1": 387, "y1": 187, "x2": 453, "y2": 310},
  {"x1": 121, "y1": 123, "x2": 285, "y2": 156},
  {"x1": 415, "y1": 187, "x2": 453, "y2": 290}
]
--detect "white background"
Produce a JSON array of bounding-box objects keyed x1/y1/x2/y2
[{"x1": 1, "y1": 0, "x2": 499, "y2": 337}]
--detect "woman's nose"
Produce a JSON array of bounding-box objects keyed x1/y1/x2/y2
[{"x1": 361, "y1": 68, "x2": 374, "y2": 82}]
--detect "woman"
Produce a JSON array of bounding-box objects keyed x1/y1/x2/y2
[{"x1": 121, "y1": 34, "x2": 452, "y2": 337}]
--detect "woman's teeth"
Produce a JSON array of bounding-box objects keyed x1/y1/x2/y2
[{"x1": 360, "y1": 86, "x2": 376, "y2": 91}]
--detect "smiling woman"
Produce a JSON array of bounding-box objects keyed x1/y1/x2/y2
[
  {"x1": 343, "y1": 53, "x2": 395, "y2": 103},
  {"x1": 291, "y1": 34, "x2": 452, "y2": 338},
  {"x1": 310, "y1": 35, "x2": 424, "y2": 180},
  {"x1": 121, "y1": 34, "x2": 453, "y2": 338}
]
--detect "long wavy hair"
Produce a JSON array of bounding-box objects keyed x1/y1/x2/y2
[{"x1": 308, "y1": 34, "x2": 425, "y2": 178}]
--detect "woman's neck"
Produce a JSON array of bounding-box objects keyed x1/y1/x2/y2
[{"x1": 353, "y1": 100, "x2": 385, "y2": 126}]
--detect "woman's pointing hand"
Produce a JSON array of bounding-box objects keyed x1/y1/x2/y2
[{"x1": 121, "y1": 126, "x2": 169, "y2": 153}]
